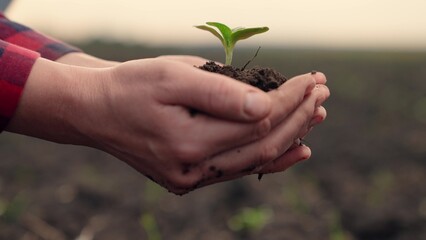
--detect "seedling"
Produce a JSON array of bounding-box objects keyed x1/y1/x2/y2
[
  {"x1": 228, "y1": 207, "x2": 273, "y2": 236},
  {"x1": 195, "y1": 22, "x2": 269, "y2": 65}
]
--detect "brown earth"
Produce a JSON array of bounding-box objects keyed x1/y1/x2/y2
[{"x1": 199, "y1": 61, "x2": 288, "y2": 92}]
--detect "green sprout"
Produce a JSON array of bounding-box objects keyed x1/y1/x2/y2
[
  {"x1": 227, "y1": 207, "x2": 273, "y2": 236},
  {"x1": 195, "y1": 22, "x2": 269, "y2": 65}
]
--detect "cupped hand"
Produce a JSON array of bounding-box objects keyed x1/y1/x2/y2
[
  {"x1": 7, "y1": 55, "x2": 328, "y2": 195},
  {"x1": 195, "y1": 72, "x2": 329, "y2": 187},
  {"x1": 73, "y1": 56, "x2": 328, "y2": 194}
]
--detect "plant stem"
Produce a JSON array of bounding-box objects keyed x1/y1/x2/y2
[{"x1": 225, "y1": 48, "x2": 233, "y2": 65}]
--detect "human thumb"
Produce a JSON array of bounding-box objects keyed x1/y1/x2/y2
[{"x1": 171, "y1": 67, "x2": 272, "y2": 122}]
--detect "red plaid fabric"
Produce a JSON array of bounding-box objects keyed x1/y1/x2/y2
[
  {"x1": 0, "y1": 11, "x2": 81, "y2": 132},
  {"x1": 0, "y1": 40, "x2": 39, "y2": 131},
  {"x1": 0, "y1": 12, "x2": 80, "y2": 60}
]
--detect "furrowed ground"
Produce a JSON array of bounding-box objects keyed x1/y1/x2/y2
[{"x1": 1, "y1": 42, "x2": 425, "y2": 240}]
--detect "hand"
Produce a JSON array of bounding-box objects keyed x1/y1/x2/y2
[
  {"x1": 195, "y1": 71, "x2": 329, "y2": 187},
  {"x1": 7, "y1": 55, "x2": 329, "y2": 195},
  {"x1": 86, "y1": 56, "x2": 328, "y2": 194}
]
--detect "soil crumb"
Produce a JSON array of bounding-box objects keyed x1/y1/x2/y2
[{"x1": 199, "y1": 61, "x2": 287, "y2": 92}]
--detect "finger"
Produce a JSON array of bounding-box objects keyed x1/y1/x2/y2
[
  {"x1": 313, "y1": 84, "x2": 330, "y2": 107},
  {"x1": 162, "y1": 61, "x2": 272, "y2": 122},
  {"x1": 198, "y1": 86, "x2": 324, "y2": 181},
  {"x1": 189, "y1": 106, "x2": 322, "y2": 160},
  {"x1": 167, "y1": 85, "x2": 326, "y2": 162},
  {"x1": 258, "y1": 145, "x2": 311, "y2": 174},
  {"x1": 267, "y1": 73, "x2": 316, "y2": 126},
  {"x1": 165, "y1": 108, "x2": 271, "y2": 161},
  {"x1": 311, "y1": 71, "x2": 327, "y2": 84},
  {"x1": 309, "y1": 106, "x2": 327, "y2": 127},
  {"x1": 193, "y1": 145, "x2": 311, "y2": 189},
  {"x1": 296, "y1": 91, "x2": 329, "y2": 139}
]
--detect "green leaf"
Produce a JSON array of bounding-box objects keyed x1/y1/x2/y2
[
  {"x1": 195, "y1": 22, "x2": 269, "y2": 65},
  {"x1": 194, "y1": 25, "x2": 225, "y2": 47},
  {"x1": 231, "y1": 27, "x2": 269, "y2": 47},
  {"x1": 206, "y1": 22, "x2": 232, "y2": 46}
]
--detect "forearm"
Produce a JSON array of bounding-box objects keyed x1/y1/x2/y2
[
  {"x1": 5, "y1": 57, "x2": 100, "y2": 146},
  {"x1": 55, "y1": 52, "x2": 118, "y2": 68}
]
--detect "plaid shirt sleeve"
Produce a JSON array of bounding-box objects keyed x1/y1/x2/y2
[
  {"x1": 0, "y1": 11, "x2": 81, "y2": 133},
  {"x1": 0, "y1": 40, "x2": 39, "y2": 132},
  {"x1": 0, "y1": 12, "x2": 81, "y2": 60}
]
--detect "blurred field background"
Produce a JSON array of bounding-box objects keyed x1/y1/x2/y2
[
  {"x1": 0, "y1": 42, "x2": 425, "y2": 240},
  {"x1": 1, "y1": 0, "x2": 426, "y2": 239}
]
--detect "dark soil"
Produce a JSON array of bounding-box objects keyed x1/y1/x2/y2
[
  {"x1": 199, "y1": 61, "x2": 288, "y2": 92},
  {"x1": 199, "y1": 61, "x2": 296, "y2": 181}
]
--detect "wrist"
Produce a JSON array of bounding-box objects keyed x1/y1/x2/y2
[
  {"x1": 5, "y1": 58, "x2": 99, "y2": 146},
  {"x1": 56, "y1": 52, "x2": 118, "y2": 68}
]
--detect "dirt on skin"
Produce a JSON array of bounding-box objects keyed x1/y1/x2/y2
[
  {"x1": 199, "y1": 61, "x2": 288, "y2": 92},
  {"x1": 199, "y1": 61, "x2": 299, "y2": 181}
]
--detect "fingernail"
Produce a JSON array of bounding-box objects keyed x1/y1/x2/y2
[{"x1": 244, "y1": 92, "x2": 271, "y2": 118}]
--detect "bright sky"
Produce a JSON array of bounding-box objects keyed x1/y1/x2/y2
[{"x1": 5, "y1": 0, "x2": 426, "y2": 50}]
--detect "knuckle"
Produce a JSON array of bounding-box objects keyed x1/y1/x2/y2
[
  {"x1": 113, "y1": 59, "x2": 176, "y2": 84},
  {"x1": 253, "y1": 119, "x2": 272, "y2": 139},
  {"x1": 148, "y1": 59, "x2": 174, "y2": 82},
  {"x1": 206, "y1": 79, "x2": 231, "y2": 110}
]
